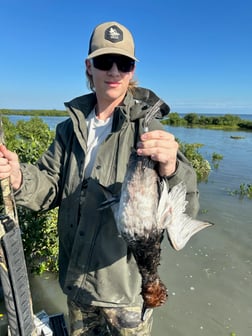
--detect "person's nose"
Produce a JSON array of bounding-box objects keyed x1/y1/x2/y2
[{"x1": 108, "y1": 62, "x2": 120, "y2": 75}]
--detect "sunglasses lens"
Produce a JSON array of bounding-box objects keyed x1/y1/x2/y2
[
  {"x1": 116, "y1": 57, "x2": 135, "y2": 72},
  {"x1": 93, "y1": 55, "x2": 134, "y2": 72}
]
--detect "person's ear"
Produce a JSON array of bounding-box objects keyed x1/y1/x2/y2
[{"x1": 85, "y1": 59, "x2": 92, "y2": 75}]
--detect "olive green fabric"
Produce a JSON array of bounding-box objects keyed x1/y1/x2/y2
[{"x1": 14, "y1": 87, "x2": 199, "y2": 309}]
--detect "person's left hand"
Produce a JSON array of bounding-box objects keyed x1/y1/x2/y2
[{"x1": 136, "y1": 130, "x2": 179, "y2": 177}]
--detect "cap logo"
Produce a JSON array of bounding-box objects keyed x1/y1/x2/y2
[{"x1": 105, "y1": 25, "x2": 123, "y2": 43}]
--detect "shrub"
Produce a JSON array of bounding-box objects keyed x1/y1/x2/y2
[
  {"x1": 178, "y1": 141, "x2": 211, "y2": 182},
  {"x1": 1, "y1": 117, "x2": 58, "y2": 274}
]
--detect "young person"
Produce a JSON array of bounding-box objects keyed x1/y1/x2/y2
[{"x1": 0, "y1": 21, "x2": 199, "y2": 335}]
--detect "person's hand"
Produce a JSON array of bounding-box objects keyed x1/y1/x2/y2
[
  {"x1": 136, "y1": 130, "x2": 179, "y2": 177},
  {"x1": 0, "y1": 145, "x2": 22, "y2": 190}
]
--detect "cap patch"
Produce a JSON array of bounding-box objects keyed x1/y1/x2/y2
[{"x1": 104, "y1": 25, "x2": 123, "y2": 43}]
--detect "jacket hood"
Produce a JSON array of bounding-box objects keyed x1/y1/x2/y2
[{"x1": 126, "y1": 87, "x2": 170, "y2": 122}]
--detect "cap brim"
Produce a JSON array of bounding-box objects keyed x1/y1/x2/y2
[{"x1": 87, "y1": 48, "x2": 138, "y2": 61}]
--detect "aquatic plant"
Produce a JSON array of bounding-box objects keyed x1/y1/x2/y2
[
  {"x1": 212, "y1": 152, "x2": 223, "y2": 161},
  {"x1": 211, "y1": 152, "x2": 223, "y2": 169},
  {"x1": 228, "y1": 183, "x2": 252, "y2": 200}
]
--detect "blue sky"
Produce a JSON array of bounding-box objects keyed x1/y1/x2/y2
[{"x1": 1, "y1": 0, "x2": 251, "y2": 114}]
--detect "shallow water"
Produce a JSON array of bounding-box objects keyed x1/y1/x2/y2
[
  {"x1": 152, "y1": 197, "x2": 252, "y2": 335},
  {"x1": 1, "y1": 121, "x2": 252, "y2": 335},
  {"x1": 152, "y1": 126, "x2": 252, "y2": 335}
]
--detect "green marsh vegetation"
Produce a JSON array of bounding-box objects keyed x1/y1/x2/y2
[
  {"x1": 0, "y1": 108, "x2": 67, "y2": 117},
  {"x1": 0, "y1": 117, "x2": 58, "y2": 274},
  {"x1": 228, "y1": 183, "x2": 252, "y2": 200},
  {"x1": 162, "y1": 112, "x2": 252, "y2": 130}
]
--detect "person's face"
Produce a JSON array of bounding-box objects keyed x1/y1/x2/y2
[{"x1": 86, "y1": 54, "x2": 135, "y2": 104}]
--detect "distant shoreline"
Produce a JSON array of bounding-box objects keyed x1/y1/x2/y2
[
  {"x1": 0, "y1": 109, "x2": 68, "y2": 116},
  {"x1": 1, "y1": 108, "x2": 251, "y2": 117}
]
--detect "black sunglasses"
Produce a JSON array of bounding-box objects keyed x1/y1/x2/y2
[{"x1": 92, "y1": 54, "x2": 135, "y2": 72}]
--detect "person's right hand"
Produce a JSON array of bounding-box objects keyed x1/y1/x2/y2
[{"x1": 0, "y1": 145, "x2": 22, "y2": 190}]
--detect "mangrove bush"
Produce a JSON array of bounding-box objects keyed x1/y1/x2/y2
[
  {"x1": 162, "y1": 113, "x2": 252, "y2": 130},
  {"x1": 0, "y1": 117, "x2": 58, "y2": 274}
]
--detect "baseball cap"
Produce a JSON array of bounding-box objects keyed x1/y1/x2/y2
[{"x1": 87, "y1": 21, "x2": 138, "y2": 61}]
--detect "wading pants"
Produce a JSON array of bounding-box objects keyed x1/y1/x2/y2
[{"x1": 68, "y1": 298, "x2": 153, "y2": 336}]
